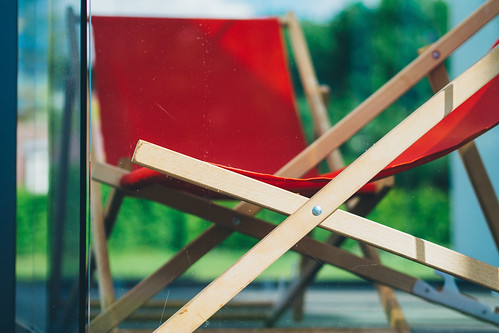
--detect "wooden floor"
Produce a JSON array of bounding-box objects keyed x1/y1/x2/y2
[
  {"x1": 90, "y1": 281, "x2": 499, "y2": 333},
  {"x1": 121, "y1": 329, "x2": 398, "y2": 333}
]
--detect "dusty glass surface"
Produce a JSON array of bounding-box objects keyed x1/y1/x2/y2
[
  {"x1": 17, "y1": 0, "x2": 85, "y2": 331},
  {"x1": 87, "y1": 1, "x2": 499, "y2": 332}
]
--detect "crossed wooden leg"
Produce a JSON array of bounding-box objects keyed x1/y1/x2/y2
[
  {"x1": 90, "y1": 166, "x2": 398, "y2": 332},
  {"x1": 91, "y1": 163, "x2": 499, "y2": 331},
  {"x1": 132, "y1": 45, "x2": 499, "y2": 332}
]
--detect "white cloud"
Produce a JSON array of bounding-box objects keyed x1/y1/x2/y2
[
  {"x1": 90, "y1": 0, "x2": 379, "y2": 21},
  {"x1": 90, "y1": 0, "x2": 255, "y2": 18}
]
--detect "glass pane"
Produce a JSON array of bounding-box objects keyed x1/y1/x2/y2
[{"x1": 17, "y1": 0, "x2": 85, "y2": 331}]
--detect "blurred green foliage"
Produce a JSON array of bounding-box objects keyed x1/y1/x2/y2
[
  {"x1": 17, "y1": 0, "x2": 451, "y2": 278},
  {"x1": 17, "y1": 189, "x2": 48, "y2": 255},
  {"x1": 290, "y1": 0, "x2": 449, "y2": 189}
]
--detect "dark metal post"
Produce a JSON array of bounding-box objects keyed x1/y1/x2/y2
[{"x1": 0, "y1": 0, "x2": 18, "y2": 332}]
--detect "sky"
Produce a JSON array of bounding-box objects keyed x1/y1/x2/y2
[{"x1": 90, "y1": 0, "x2": 379, "y2": 22}]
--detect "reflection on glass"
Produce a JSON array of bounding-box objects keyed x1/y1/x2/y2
[{"x1": 17, "y1": 0, "x2": 85, "y2": 332}]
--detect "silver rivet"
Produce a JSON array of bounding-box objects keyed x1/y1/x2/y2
[
  {"x1": 232, "y1": 217, "x2": 241, "y2": 225},
  {"x1": 312, "y1": 205, "x2": 323, "y2": 216},
  {"x1": 432, "y1": 50, "x2": 440, "y2": 59}
]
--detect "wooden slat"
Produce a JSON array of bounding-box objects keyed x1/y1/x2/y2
[
  {"x1": 320, "y1": 208, "x2": 499, "y2": 291},
  {"x1": 90, "y1": 109, "x2": 116, "y2": 311},
  {"x1": 274, "y1": 0, "x2": 499, "y2": 179},
  {"x1": 132, "y1": 134, "x2": 499, "y2": 293},
  {"x1": 358, "y1": 243, "x2": 409, "y2": 332},
  {"x1": 89, "y1": 224, "x2": 233, "y2": 333},
  {"x1": 91, "y1": 3, "x2": 499, "y2": 329},
  {"x1": 459, "y1": 141, "x2": 499, "y2": 249},
  {"x1": 92, "y1": 161, "x2": 128, "y2": 187},
  {"x1": 265, "y1": 179, "x2": 399, "y2": 328},
  {"x1": 134, "y1": 46, "x2": 499, "y2": 333},
  {"x1": 286, "y1": 11, "x2": 343, "y2": 170},
  {"x1": 287, "y1": 12, "x2": 352, "y2": 325},
  {"x1": 136, "y1": 43, "x2": 499, "y2": 220},
  {"x1": 89, "y1": 177, "x2": 419, "y2": 333},
  {"x1": 90, "y1": 180, "x2": 116, "y2": 311},
  {"x1": 421, "y1": 44, "x2": 499, "y2": 251},
  {"x1": 91, "y1": 166, "x2": 498, "y2": 327}
]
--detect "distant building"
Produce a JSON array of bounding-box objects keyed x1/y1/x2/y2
[{"x1": 451, "y1": 0, "x2": 499, "y2": 266}]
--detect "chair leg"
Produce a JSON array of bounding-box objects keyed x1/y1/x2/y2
[
  {"x1": 351, "y1": 179, "x2": 409, "y2": 333},
  {"x1": 265, "y1": 232, "x2": 346, "y2": 327},
  {"x1": 291, "y1": 233, "x2": 314, "y2": 322},
  {"x1": 90, "y1": 160, "x2": 129, "y2": 332},
  {"x1": 89, "y1": 187, "x2": 124, "y2": 281},
  {"x1": 458, "y1": 141, "x2": 499, "y2": 250},
  {"x1": 421, "y1": 46, "x2": 499, "y2": 250},
  {"x1": 135, "y1": 61, "x2": 499, "y2": 327},
  {"x1": 359, "y1": 243, "x2": 410, "y2": 333},
  {"x1": 92, "y1": 183, "x2": 499, "y2": 331},
  {"x1": 268, "y1": 178, "x2": 409, "y2": 332},
  {"x1": 90, "y1": 224, "x2": 233, "y2": 333},
  {"x1": 90, "y1": 180, "x2": 116, "y2": 311}
]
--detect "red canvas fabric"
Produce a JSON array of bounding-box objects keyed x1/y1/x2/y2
[
  {"x1": 92, "y1": 16, "x2": 314, "y2": 175},
  {"x1": 93, "y1": 16, "x2": 498, "y2": 198},
  {"x1": 120, "y1": 58, "x2": 499, "y2": 198},
  {"x1": 119, "y1": 164, "x2": 377, "y2": 198}
]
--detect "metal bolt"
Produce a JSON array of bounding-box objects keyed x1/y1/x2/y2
[
  {"x1": 312, "y1": 205, "x2": 323, "y2": 216},
  {"x1": 432, "y1": 50, "x2": 440, "y2": 59},
  {"x1": 232, "y1": 216, "x2": 241, "y2": 226}
]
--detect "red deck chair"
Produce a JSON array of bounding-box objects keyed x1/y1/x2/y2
[
  {"x1": 91, "y1": 3, "x2": 499, "y2": 331},
  {"x1": 135, "y1": 39, "x2": 499, "y2": 332},
  {"x1": 89, "y1": 13, "x2": 404, "y2": 332},
  {"x1": 128, "y1": 5, "x2": 499, "y2": 333}
]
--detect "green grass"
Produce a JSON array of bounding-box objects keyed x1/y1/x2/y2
[
  {"x1": 107, "y1": 245, "x2": 438, "y2": 282},
  {"x1": 16, "y1": 253, "x2": 48, "y2": 280},
  {"x1": 16, "y1": 183, "x2": 448, "y2": 283},
  {"x1": 16, "y1": 245, "x2": 437, "y2": 283},
  {"x1": 16, "y1": 245, "x2": 437, "y2": 284}
]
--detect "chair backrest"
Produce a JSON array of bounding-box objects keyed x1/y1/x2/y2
[
  {"x1": 92, "y1": 16, "x2": 312, "y2": 174},
  {"x1": 320, "y1": 67, "x2": 498, "y2": 181},
  {"x1": 382, "y1": 42, "x2": 499, "y2": 178}
]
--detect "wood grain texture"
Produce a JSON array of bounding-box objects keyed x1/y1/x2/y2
[
  {"x1": 90, "y1": 179, "x2": 116, "y2": 310},
  {"x1": 90, "y1": 109, "x2": 116, "y2": 311},
  {"x1": 92, "y1": 164, "x2": 497, "y2": 329},
  {"x1": 133, "y1": 45, "x2": 499, "y2": 333},
  {"x1": 89, "y1": 179, "x2": 417, "y2": 333},
  {"x1": 274, "y1": 0, "x2": 499, "y2": 179},
  {"x1": 286, "y1": 12, "x2": 343, "y2": 170},
  {"x1": 422, "y1": 45, "x2": 499, "y2": 251},
  {"x1": 459, "y1": 142, "x2": 499, "y2": 249}
]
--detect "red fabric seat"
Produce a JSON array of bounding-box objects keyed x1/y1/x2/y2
[
  {"x1": 93, "y1": 16, "x2": 314, "y2": 175},
  {"x1": 93, "y1": 16, "x2": 498, "y2": 199},
  {"x1": 120, "y1": 73, "x2": 498, "y2": 198}
]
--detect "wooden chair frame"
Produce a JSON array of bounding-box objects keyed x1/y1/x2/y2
[
  {"x1": 90, "y1": 1, "x2": 499, "y2": 331},
  {"x1": 134, "y1": 38, "x2": 499, "y2": 332},
  {"x1": 419, "y1": 44, "x2": 499, "y2": 251},
  {"x1": 89, "y1": 12, "x2": 406, "y2": 332},
  {"x1": 130, "y1": 2, "x2": 498, "y2": 328}
]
